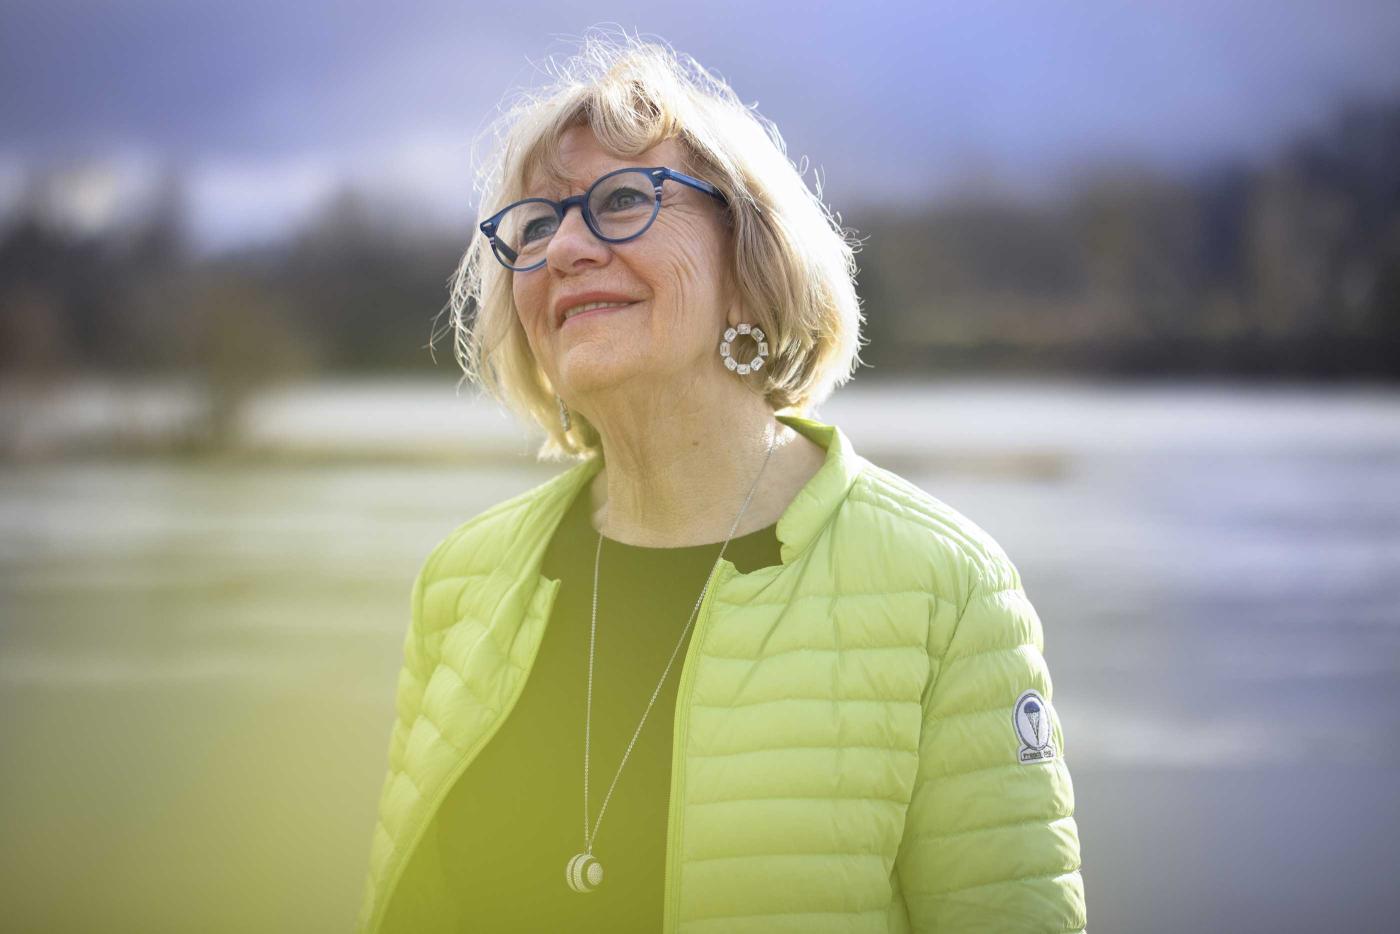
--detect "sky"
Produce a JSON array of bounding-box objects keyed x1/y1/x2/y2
[{"x1": 3, "y1": 0, "x2": 1399, "y2": 253}]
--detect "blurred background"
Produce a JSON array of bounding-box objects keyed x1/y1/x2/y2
[{"x1": 3, "y1": 2, "x2": 1399, "y2": 931}]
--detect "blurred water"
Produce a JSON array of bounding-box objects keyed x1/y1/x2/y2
[{"x1": 1, "y1": 378, "x2": 1398, "y2": 932}]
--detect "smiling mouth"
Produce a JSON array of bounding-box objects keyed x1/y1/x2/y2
[{"x1": 561, "y1": 301, "x2": 641, "y2": 326}]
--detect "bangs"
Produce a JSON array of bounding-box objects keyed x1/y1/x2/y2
[{"x1": 512, "y1": 73, "x2": 691, "y2": 199}]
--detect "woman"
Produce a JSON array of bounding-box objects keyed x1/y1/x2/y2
[{"x1": 356, "y1": 31, "x2": 1085, "y2": 934}]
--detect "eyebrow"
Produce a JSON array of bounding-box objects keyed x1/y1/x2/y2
[
  {"x1": 521, "y1": 174, "x2": 571, "y2": 199},
  {"x1": 521, "y1": 164, "x2": 648, "y2": 199},
  {"x1": 523, "y1": 161, "x2": 584, "y2": 194}
]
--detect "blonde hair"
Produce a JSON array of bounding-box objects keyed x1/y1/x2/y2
[{"x1": 438, "y1": 26, "x2": 868, "y2": 461}]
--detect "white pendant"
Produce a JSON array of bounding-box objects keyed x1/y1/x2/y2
[{"x1": 566, "y1": 852, "x2": 604, "y2": 892}]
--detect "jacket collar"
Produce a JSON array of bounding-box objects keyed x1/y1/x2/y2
[{"x1": 509, "y1": 414, "x2": 867, "y2": 575}]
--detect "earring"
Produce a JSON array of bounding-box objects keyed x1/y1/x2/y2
[
  {"x1": 556, "y1": 394, "x2": 572, "y2": 432},
  {"x1": 718, "y1": 323, "x2": 768, "y2": 376}
]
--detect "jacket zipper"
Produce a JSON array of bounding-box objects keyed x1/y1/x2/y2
[
  {"x1": 367, "y1": 577, "x2": 563, "y2": 934},
  {"x1": 662, "y1": 558, "x2": 735, "y2": 934}
]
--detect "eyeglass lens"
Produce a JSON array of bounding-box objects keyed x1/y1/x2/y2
[{"x1": 492, "y1": 170, "x2": 658, "y2": 269}]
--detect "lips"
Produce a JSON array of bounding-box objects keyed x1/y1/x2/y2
[
  {"x1": 554, "y1": 292, "x2": 645, "y2": 328},
  {"x1": 561, "y1": 301, "x2": 639, "y2": 326}
]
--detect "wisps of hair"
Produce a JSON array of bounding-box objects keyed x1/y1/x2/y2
[{"x1": 432, "y1": 24, "x2": 868, "y2": 462}]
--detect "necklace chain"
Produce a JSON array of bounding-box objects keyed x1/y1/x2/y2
[{"x1": 581, "y1": 426, "x2": 780, "y2": 860}]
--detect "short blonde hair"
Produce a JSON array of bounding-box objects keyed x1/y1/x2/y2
[{"x1": 439, "y1": 26, "x2": 868, "y2": 461}]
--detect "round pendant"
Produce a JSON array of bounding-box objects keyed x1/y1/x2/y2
[{"x1": 566, "y1": 852, "x2": 604, "y2": 892}]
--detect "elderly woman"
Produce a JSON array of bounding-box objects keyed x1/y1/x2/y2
[{"x1": 356, "y1": 32, "x2": 1085, "y2": 934}]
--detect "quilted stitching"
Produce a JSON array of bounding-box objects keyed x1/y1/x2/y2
[{"x1": 355, "y1": 416, "x2": 1085, "y2": 933}]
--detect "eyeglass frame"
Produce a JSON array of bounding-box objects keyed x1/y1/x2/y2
[{"x1": 478, "y1": 165, "x2": 728, "y2": 272}]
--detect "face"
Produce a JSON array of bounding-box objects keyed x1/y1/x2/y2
[{"x1": 511, "y1": 124, "x2": 738, "y2": 404}]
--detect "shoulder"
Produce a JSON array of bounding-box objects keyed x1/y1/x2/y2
[
  {"x1": 842, "y1": 460, "x2": 1024, "y2": 612},
  {"x1": 842, "y1": 461, "x2": 1048, "y2": 678}
]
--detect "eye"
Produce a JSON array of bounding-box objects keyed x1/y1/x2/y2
[
  {"x1": 521, "y1": 216, "x2": 558, "y2": 243},
  {"x1": 602, "y1": 187, "x2": 648, "y2": 211}
]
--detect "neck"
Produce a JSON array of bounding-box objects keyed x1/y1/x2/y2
[{"x1": 582, "y1": 392, "x2": 814, "y2": 549}]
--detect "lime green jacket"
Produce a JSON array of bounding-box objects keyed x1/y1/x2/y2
[{"x1": 356, "y1": 414, "x2": 1086, "y2": 933}]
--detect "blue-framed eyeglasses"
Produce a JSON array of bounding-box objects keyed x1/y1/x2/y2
[{"x1": 479, "y1": 165, "x2": 727, "y2": 272}]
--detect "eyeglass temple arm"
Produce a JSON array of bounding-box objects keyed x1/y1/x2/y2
[
  {"x1": 478, "y1": 215, "x2": 519, "y2": 263},
  {"x1": 488, "y1": 232, "x2": 519, "y2": 264},
  {"x1": 654, "y1": 167, "x2": 726, "y2": 203}
]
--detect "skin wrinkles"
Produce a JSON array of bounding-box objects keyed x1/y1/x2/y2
[{"x1": 512, "y1": 124, "x2": 827, "y2": 550}]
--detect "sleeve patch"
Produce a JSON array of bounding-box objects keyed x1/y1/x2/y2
[{"x1": 1012, "y1": 689, "x2": 1059, "y2": 764}]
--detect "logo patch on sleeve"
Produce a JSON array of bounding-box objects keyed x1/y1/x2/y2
[{"x1": 1012, "y1": 689, "x2": 1058, "y2": 764}]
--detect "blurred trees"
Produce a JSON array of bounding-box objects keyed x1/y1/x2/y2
[
  {"x1": 2, "y1": 95, "x2": 1398, "y2": 385},
  {"x1": 855, "y1": 96, "x2": 1400, "y2": 377}
]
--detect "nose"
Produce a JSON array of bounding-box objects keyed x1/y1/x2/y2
[{"x1": 546, "y1": 201, "x2": 610, "y2": 271}]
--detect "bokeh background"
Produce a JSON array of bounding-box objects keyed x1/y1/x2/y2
[{"x1": 3, "y1": 3, "x2": 1400, "y2": 932}]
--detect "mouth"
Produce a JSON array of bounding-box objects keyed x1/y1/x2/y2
[{"x1": 559, "y1": 300, "x2": 643, "y2": 328}]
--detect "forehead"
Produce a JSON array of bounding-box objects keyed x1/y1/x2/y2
[{"x1": 522, "y1": 126, "x2": 686, "y2": 195}]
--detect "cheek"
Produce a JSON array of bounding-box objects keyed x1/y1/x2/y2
[
  {"x1": 513, "y1": 278, "x2": 545, "y2": 331},
  {"x1": 652, "y1": 237, "x2": 722, "y2": 304}
]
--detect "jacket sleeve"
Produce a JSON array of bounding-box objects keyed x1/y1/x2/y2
[{"x1": 894, "y1": 562, "x2": 1087, "y2": 932}]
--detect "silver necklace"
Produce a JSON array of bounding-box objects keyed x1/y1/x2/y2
[{"x1": 565, "y1": 426, "x2": 780, "y2": 893}]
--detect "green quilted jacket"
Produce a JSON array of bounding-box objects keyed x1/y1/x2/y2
[{"x1": 356, "y1": 414, "x2": 1086, "y2": 933}]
